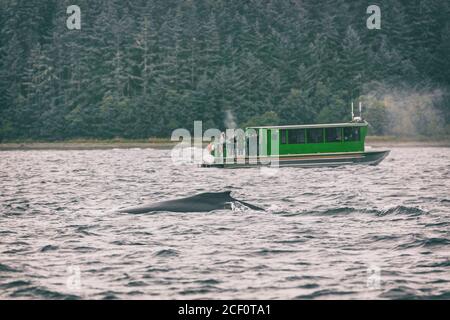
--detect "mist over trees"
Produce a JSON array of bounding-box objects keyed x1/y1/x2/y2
[{"x1": 0, "y1": 0, "x2": 449, "y2": 141}]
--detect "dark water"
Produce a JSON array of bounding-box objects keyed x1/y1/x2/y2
[{"x1": 0, "y1": 147, "x2": 449, "y2": 299}]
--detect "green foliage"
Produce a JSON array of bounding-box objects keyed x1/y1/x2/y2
[{"x1": 0, "y1": 0, "x2": 449, "y2": 141}]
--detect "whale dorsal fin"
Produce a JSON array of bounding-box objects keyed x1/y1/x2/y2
[
  {"x1": 189, "y1": 191, "x2": 232, "y2": 200},
  {"x1": 221, "y1": 191, "x2": 233, "y2": 199}
]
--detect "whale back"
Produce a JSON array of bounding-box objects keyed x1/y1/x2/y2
[
  {"x1": 118, "y1": 191, "x2": 262, "y2": 213},
  {"x1": 187, "y1": 191, "x2": 234, "y2": 203}
]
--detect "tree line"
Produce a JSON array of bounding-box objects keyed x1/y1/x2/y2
[{"x1": 0, "y1": 0, "x2": 449, "y2": 141}]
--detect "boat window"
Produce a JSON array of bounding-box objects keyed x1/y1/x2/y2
[
  {"x1": 325, "y1": 127, "x2": 343, "y2": 143},
  {"x1": 307, "y1": 128, "x2": 324, "y2": 143},
  {"x1": 288, "y1": 129, "x2": 305, "y2": 144},
  {"x1": 344, "y1": 127, "x2": 360, "y2": 141},
  {"x1": 281, "y1": 130, "x2": 287, "y2": 144}
]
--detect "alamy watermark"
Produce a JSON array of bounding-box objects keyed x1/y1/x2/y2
[
  {"x1": 65, "y1": 5, "x2": 380, "y2": 31},
  {"x1": 366, "y1": 5, "x2": 381, "y2": 30},
  {"x1": 66, "y1": 265, "x2": 82, "y2": 292},
  {"x1": 66, "y1": 5, "x2": 81, "y2": 30},
  {"x1": 366, "y1": 264, "x2": 381, "y2": 290},
  {"x1": 170, "y1": 121, "x2": 280, "y2": 172}
]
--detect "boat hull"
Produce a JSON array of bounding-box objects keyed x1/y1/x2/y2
[{"x1": 201, "y1": 150, "x2": 390, "y2": 168}]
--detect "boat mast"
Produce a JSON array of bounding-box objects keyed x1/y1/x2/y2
[
  {"x1": 351, "y1": 101, "x2": 363, "y2": 122},
  {"x1": 351, "y1": 102, "x2": 355, "y2": 121},
  {"x1": 359, "y1": 101, "x2": 362, "y2": 119}
]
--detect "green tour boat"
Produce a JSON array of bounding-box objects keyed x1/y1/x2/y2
[{"x1": 202, "y1": 103, "x2": 390, "y2": 168}]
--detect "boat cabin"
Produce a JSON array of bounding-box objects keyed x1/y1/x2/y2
[{"x1": 246, "y1": 121, "x2": 368, "y2": 156}]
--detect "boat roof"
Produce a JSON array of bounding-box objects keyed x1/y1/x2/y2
[{"x1": 247, "y1": 121, "x2": 367, "y2": 130}]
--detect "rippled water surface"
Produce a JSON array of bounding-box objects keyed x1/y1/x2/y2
[{"x1": 1, "y1": 147, "x2": 449, "y2": 299}]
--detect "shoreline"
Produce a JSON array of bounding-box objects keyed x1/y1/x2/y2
[
  {"x1": 0, "y1": 141, "x2": 178, "y2": 151},
  {"x1": 0, "y1": 137, "x2": 449, "y2": 151},
  {"x1": 365, "y1": 136, "x2": 450, "y2": 148}
]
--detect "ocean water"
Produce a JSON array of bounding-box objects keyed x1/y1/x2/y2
[{"x1": 0, "y1": 146, "x2": 449, "y2": 300}]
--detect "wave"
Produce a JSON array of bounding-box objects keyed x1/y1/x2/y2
[
  {"x1": 319, "y1": 207, "x2": 356, "y2": 215},
  {"x1": 396, "y1": 237, "x2": 450, "y2": 250},
  {"x1": 179, "y1": 286, "x2": 221, "y2": 296},
  {"x1": 10, "y1": 287, "x2": 81, "y2": 299},
  {"x1": 254, "y1": 248, "x2": 299, "y2": 256},
  {"x1": 380, "y1": 286, "x2": 420, "y2": 300},
  {"x1": 416, "y1": 260, "x2": 450, "y2": 268},
  {"x1": 368, "y1": 234, "x2": 403, "y2": 242},
  {"x1": 126, "y1": 281, "x2": 147, "y2": 287},
  {"x1": 99, "y1": 291, "x2": 120, "y2": 300},
  {"x1": 0, "y1": 263, "x2": 20, "y2": 273},
  {"x1": 40, "y1": 245, "x2": 59, "y2": 252},
  {"x1": 277, "y1": 205, "x2": 427, "y2": 217},
  {"x1": 0, "y1": 280, "x2": 31, "y2": 289},
  {"x1": 376, "y1": 206, "x2": 428, "y2": 217},
  {"x1": 296, "y1": 283, "x2": 320, "y2": 289},
  {"x1": 154, "y1": 249, "x2": 179, "y2": 257},
  {"x1": 194, "y1": 279, "x2": 222, "y2": 285},
  {"x1": 294, "y1": 289, "x2": 355, "y2": 299},
  {"x1": 424, "y1": 292, "x2": 450, "y2": 300},
  {"x1": 274, "y1": 207, "x2": 357, "y2": 216},
  {"x1": 111, "y1": 240, "x2": 146, "y2": 246},
  {"x1": 424, "y1": 221, "x2": 449, "y2": 227},
  {"x1": 381, "y1": 286, "x2": 450, "y2": 300},
  {"x1": 420, "y1": 238, "x2": 450, "y2": 247}
]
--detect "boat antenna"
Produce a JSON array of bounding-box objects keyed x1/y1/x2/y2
[
  {"x1": 359, "y1": 101, "x2": 363, "y2": 120},
  {"x1": 351, "y1": 102, "x2": 355, "y2": 121}
]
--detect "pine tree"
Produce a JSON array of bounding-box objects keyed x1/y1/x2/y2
[
  {"x1": 22, "y1": 43, "x2": 58, "y2": 138},
  {"x1": 339, "y1": 26, "x2": 366, "y2": 100}
]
